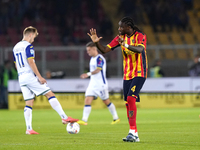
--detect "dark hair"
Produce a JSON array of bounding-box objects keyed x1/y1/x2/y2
[
  {"x1": 86, "y1": 41, "x2": 96, "y2": 47},
  {"x1": 120, "y1": 16, "x2": 141, "y2": 32}
]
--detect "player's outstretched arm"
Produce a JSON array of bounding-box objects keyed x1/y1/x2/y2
[
  {"x1": 28, "y1": 58, "x2": 47, "y2": 84},
  {"x1": 87, "y1": 28, "x2": 111, "y2": 54}
]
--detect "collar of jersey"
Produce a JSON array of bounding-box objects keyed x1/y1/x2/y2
[{"x1": 126, "y1": 30, "x2": 136, "y2": 38}]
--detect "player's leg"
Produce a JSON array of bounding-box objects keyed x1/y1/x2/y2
[
  {"x1": 103, "y1": 99, "x2": 120, "y2": 124},
  {"x1": 98, "y1": 88, "x2": 120, "y2": 124},
  {"x1": 21, "y1": 85, "x2": 39, "y2": 134},
  {"x1": 80, "y1": 96, "x2": 93, "y2": 124},
  {"x1": 29, "y1": 81, "x2": 78, "y2": 124},
  {"x1": 44, "y1": 91, "x2": 79, "y2": 124},
  {"x1": 77, "y1": 88, "x2": 95, "y2": 125},
  {"x1": 123, "y1": 80, "x2": 131, "y2": 123},
  {"x1": 45, "y1": 91, "x2": 67, "y2": 119},
  {"x1": 123, "y1": 77, "x2": 145, "y2": 142}
]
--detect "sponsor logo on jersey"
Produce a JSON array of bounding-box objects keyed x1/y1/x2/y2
[{"x1": 30, "y1": 49, "x2": 34, "y2": 55}]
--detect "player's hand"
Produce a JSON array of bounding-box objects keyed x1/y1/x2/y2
[
  {"x1": 117, "y1": 35, "x2": 125, "y2": 46},
  {"x1": 80, "y1": 73, "x2": 88, "y2": 79},
  {"x1": 87, "y1": 28, "x2": 103, "y2": 43},
  {"x1": 38, "y1": 77, "x2": 47, "y2": 84}
]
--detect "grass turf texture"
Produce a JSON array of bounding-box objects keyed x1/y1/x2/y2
[{"x1": 0, "y1": 108, "x2": 199, "y2": 150}]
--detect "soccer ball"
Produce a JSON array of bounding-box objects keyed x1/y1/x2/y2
[{"x1": 66, "y1": 122, "x2": 80, "y2": 134}]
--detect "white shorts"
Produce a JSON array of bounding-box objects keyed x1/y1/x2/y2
[
  {"x1": 20, "y1": 80, "x2": 51, "y2": 101},
  {"x1": 85, "y1": 87, "x2": 109, "y2": 100}
]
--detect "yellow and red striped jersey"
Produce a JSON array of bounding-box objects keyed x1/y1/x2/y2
[{"x1": 107, "y1": 31, "x2": 148, "y2": 80}]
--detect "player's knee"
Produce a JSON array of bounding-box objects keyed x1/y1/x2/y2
[
  {"x1": 103, "y1": 99, "x2": 110, "y2": 105},
  {"x1": 127, "y1": 96, "x2": 136, "y2": 103},
  {"x1": 45, "y1": 91, "x2": 55, "y2": 98},
  {"x1": 85, "y1": 96, "x2": 93, "y2": 104},
  {"x1": 25, "y1": 99, "x2": 34, "y2": 107}
]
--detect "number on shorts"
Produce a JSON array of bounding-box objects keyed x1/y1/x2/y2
[
  {"x1": 131, "y1": 85, "x2": 136, "y2": 92},
  {"x1": 100, "y1": 90, "x2": 105, "y2": 96}
]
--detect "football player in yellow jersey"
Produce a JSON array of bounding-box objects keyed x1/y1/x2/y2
[{"x1": 88, "y1": 17, "x2": 148, "y2": 142}]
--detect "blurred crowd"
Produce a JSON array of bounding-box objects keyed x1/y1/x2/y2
[
  {"x1": 0, "y1": 0, "x2": 113, "y2": 45},
  {"x1": 119, "y1": 0, "x2": 193, "y2": 32},
  {"x1": 0, "y1": 0, "x2": 194, "y2": 46}
]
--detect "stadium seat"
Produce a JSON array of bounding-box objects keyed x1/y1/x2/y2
[
  {"x1": 7, "y1": 27, "x2": 18, "y2": 36},
  {"x1": 162, "y1": 49, "x2": 175, "y2": 59},
  {"x1": 192, "y1": 26, "x2": 200, "y2": 34},
  {"x1": 22, "y1": 18, "x2": 32, "y2": 27},
  {"x1": 194, "y1": 0, "x2": 200, "y2": 9},
  {"x1": 35, "y1": 25, "x2": 45, "y2": 35},
  {"x1": 169, "y1": 33, "x2": 184, "y2": 45},
  {"x1": 49, "y1": 35, "x2": 62, "y2": 46},
  {"x1": 9, "y1": 35, "x2": 21, "y2": 46},
  {"x1": 0, "y1": 35, "x2": 8, "y2": 47},
  {"x1": 182, "y1": 33, "x2": 196, "y2": 44},
  {"x1": 35, "y1": 20, "x2": 46, "y2": 28},
  {"x1": 176, "y1": 49, "x2": 189, "y2": 59},
  {"x1": 157, "y1": 33, "x2": 171, "y2": 45},
  {"x1": 142, "y1": 25, "x2": 158, "y2": 45},
  {"x1": 46, "y1": 26, "x2": 58, "y2": 35},
  {"x1": 37, "y1": 34, "x2": 49, "y2": 46},
  {"x1": 194, "y1": 34, "x2": 200, "y2": 43},
  {"x1": 147, "y1": 34, "x2": 158, "y2": 45}
]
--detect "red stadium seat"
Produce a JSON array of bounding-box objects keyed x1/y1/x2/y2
[
  {"x1": 49, "y1": 35, "x2": 62, "y2": 46},
  {"x1": 0, "y1": 35, "x2": 8, "y2": 47},
  {"x1": 37, "y1": 34, "x2": 49, "y2": 46},
  {"x1": 46, "y1": 26, "x2": 58, "y2": 35},
  {"x1": 7, "y1": 27, "x2": 18, "y2": 36},
  {"x1": 9, "y1": 35, "x2": 21, "y2": 46}
]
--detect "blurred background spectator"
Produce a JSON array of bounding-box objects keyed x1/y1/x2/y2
[
  {"x1": 150, "y1": 59, "x2": 165, "y2": 78},
  {"x1": 188, "y1": 55, "x2": 200, "y2": 76},
  {"x1": 0, "y1": 0, "x2": 194, "y2": 46},
  {"x1": 0, "y1": 60, "x2": 18, "y2": 108}
]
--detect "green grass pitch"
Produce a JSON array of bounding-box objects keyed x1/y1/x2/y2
[{"x1": 0, "y1": 108, "x2": 200, "y2": 150}]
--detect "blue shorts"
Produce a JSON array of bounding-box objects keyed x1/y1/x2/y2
[{"x1": 123, "y1": 77, "x2": 146, "y2": 102}]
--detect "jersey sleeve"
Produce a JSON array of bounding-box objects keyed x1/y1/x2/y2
[
  {"x1": 136, "y1": 33, "x2": 146, "y2": 49},
  {"x1": 96, "y1": 56, "x2": 104, "y2": 70},
  {"x1": 25, "y1": 44, "x2": 35, "y2": 59},
  {"x1": 107, "y1": 36, "x2": 120, "y2": 50}
]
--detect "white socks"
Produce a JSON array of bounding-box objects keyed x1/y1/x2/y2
[
  {"x1": 107, "y1": 103, "x2": 119, "y2": 120},
  {"x1": 82, "y1": 103, "x2": 118, "y2": 122},
  {"x1": 129, "y1": 129, "x2": 138, "y2": 137},
  {"x1": 24, "y1": 105, "x2": 32, "y2": 131},
  {"x1": 48, "y1": 96, "x2": 67, "y2": 119},
  {"x1": 82, "y1": 105, "x2": 91, "y2": 122}
]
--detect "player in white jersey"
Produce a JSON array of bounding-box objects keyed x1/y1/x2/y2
[
  {"x1": 12, "y1": 26, "x2": 79, "y2": 135},
  {"x1": 77, "y1": 42, "x2": 120, "y2": 125}
]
